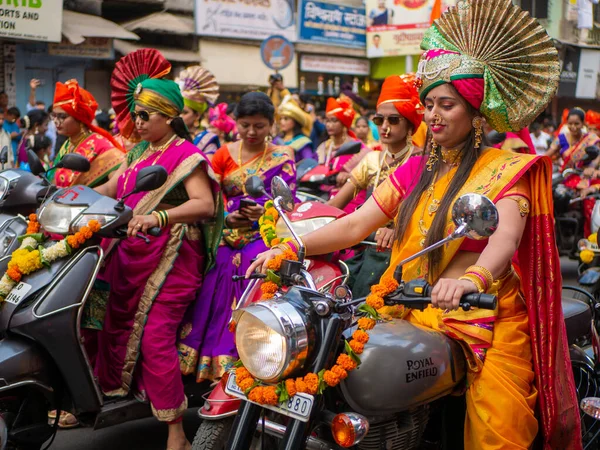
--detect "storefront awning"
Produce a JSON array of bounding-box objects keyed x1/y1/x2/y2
[
  {"x1": 63, "y1": 11, "x2": 139, "y2": 45},
  {"x1": 121, "y1": 12, "x2": 195, "y2": 36},
  {"x1": 114, "y1": 39, "x2": 200, "y2": 63}
]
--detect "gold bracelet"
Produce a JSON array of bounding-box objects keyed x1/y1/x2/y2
[
  {"x1": 459, "y1": 274, "x2": 486, "y2": 293},
  {"x1": 162, "y1": 210, "x2": 170, "y2": 226},
  {"x1": 465, "y1": 265, "x2": 494, "y2": 290},
  {"x1": 152, "y1": 211, "x2": 164, "y2": 228}
]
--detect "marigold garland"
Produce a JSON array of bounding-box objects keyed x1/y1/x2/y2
[
  {"x1": 0, "y1": 218, "x2": 101, "y2": 303},
  {"x1": 259, "y1": 200, "x2": 293, "y2": 249},
  {"x1": 233, "y1": 277, "x2": 400, "y2": 406}
]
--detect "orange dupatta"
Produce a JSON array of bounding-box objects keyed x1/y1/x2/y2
[{"x1": 373, "y1": 148, "x2": 581, "y2": 450}]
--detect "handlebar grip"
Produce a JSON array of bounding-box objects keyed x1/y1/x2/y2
[
  {"x1": 147, "y1": 227, "x2": 161, "y2": 237},
  {"x1": 462, "y1": 293, "x2": 497, "y2": 310}
]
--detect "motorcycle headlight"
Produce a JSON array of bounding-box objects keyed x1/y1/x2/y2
[
  {"x1": 38, "y1": 203, "x2": 86, "y2": 234},
  {"x1": 235, "y1": 300, "x2": 310, "y2": 383},
  {"x1": 0, "y1": 176, "x2": 9, "y2": 201},
  {"x1": 276, "y1": 216, "x2": 335, "y2": 239},
  {"x1": 70, "y1": 214, "x2": 116, "y2": 232}
]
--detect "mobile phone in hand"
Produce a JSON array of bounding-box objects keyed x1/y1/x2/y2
[{"x1": 239, "y1": 199, "x2": 258, "y2": 214}]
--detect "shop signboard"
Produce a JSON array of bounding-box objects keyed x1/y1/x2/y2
[
  {"x1": 48, "y1": 37, "x2": 113, "y2": 59},
  {"x1": 559, "y1": 46, "x2": 580, "y2": 98},
  {"x1": 0, "y1": 0, "x2": 63, "y2": 42},
  {"x1": 575, "y1": 49, "x2": 600, "y2": 100},
  {"x1": 365, "y1": 0, "x2": 455, "y2": 58},
  {"x1": 300, "y1": 54, "x2": 370, "y2": 76},
  {"x1": 195, "y1": 0, "x2": 296, "y2": 42},
  {"x1": 298, "y1": 0, "x2": 366, "y2": 49}
]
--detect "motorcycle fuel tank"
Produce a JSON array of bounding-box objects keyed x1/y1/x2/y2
[{"x1": 340, "y1": 320, "x2": 466, "y2": 416}]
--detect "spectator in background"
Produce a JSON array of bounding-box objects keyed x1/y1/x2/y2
[
  {"x1": 27, "y1": 79, "x2": 57, "y2": 156},
  {"x1": 17, "y1": 109, "x2": 49, "y2": 166},
  {"x1": 0, "y1": 109, "x2": 14, "y2": 168},
  {"x1": 20, "y1": 134, "x2": 52, "y2": 172},
  {"x1": 3, "y1": 107, "x2": 21, "y2": 163},
  {"x1": 529, "y1": 122, "x2": 552, "y2": 155}
]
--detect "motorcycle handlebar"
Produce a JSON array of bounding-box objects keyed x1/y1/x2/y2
[{"x1": 423, "y1": 284, "x2": 497, "y2": 310}]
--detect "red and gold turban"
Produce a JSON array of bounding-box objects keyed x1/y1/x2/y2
[
  {"x1": 326, "y1": 98, "x2": 355, "y2": 131},
  {"x1": 54, "y1": 80, "x2": 124, "y2": 151},
  {"x1": 586, "y1": 110, "x2": 600, "y2": 132},
  {"x1": 377, "y1": 74, "x2": 424, "y2": 132}
]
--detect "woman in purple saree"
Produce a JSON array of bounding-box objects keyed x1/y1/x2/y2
[
  {"x1": 178, "y1": 92, "x2": 296, "y2": 383},
  {"x1": 93, "y1": 50, "x2": 222, "y2": 450}
]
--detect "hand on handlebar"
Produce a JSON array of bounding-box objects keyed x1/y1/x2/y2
[
  {"x1": 127, "y1": 214, "x2": 159, "y2": 237},
  {"x1": 375, "y1": 228, "x2": 394, "y2": 252},
  {"x1": 431, "y1": 278, "x2": 479, "y2": 311},
  {"x1": 580, "y1": 186, "x2": 599, "y2": 199},
  {"x1": 245, "y1": 247, "x2": 285, "y2": 278}
]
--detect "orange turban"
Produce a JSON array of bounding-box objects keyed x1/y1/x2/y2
[
  {"x1": 326, "y1": 98, "x2": 356, "y2": 130},
  {"x1": 377, "y1": 74, "x2": 424, "y2": 132},
  {"x1": 54, "y1": 80, "x2": 123, "y2": 151},
  {"x1": 586, "y1": 110, "x2": 600, "y2": 131}
]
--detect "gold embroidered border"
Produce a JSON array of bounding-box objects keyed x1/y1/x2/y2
[
  {"x1": 151, "y1": 397, "x2": 188, "y2": 422},
  {"x1": 178, "y1": 342, "x2": 199, "y2": 376},
  {"x1": 120, "y1": 224, "x2": 185, "y2": 393}
]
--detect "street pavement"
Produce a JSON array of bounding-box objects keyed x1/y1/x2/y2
[{"x1": 48, "y1": 257, "x2": 582, "y2": 449}]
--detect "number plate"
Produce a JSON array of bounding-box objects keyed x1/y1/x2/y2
[
  {"x1": 4, "y1": 282, "x2": 32, "y2": 305},
  {"x1": 225, "y1": 373, "x2": 314, "y2": 422}
]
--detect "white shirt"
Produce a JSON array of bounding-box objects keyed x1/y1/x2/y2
[
  {"x1": 530, "y1": 131, "x2": 551, "y2": 155},
  {"x1": 368, "y1": 46, "x2": 385, "y2": 58}
]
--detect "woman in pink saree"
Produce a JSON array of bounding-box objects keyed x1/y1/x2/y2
[{"x1": 94, "y1": 50, "x2": 222, "y2": 450}]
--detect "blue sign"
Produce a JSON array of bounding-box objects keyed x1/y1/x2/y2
[
  {"x1": 298, "y1": 0, "x2": 367, "y2": 49},
  {"x1": 261, "y1": 35, "x2": 295, "y2": 71}
]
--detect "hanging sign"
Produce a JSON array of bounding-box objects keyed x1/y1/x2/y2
[{"x1": 261, "y1": 35, "x2": 295, "y2": 71}]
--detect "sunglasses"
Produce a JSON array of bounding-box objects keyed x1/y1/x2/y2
[
  {"x1": 130, "y1": 110, "x2": 161, "y2": 122},
  {"x1": 372, "y1": 114, "x2": 404, "y2": 126},
  {"x1": 50, "y1": 113, "x2": 69, "y2": 124}
]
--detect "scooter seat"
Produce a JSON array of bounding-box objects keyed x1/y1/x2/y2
[{"x1": 562, "y1": 297, "x2": 592, "y2": 345}]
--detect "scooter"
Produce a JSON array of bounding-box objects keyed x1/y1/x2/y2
[
  {"x1": 0, "y1": 161, "x2": 207, "y2": 450},
  {"x1": 192, "y1": 177, "x2": 350, "y2": 450},
  {"x1": 221, "y1": 177, "x2": 597, "y2": 450}
]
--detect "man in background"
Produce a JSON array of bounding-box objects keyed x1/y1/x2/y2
[{"x1": 27, "y1": 79, "x2": 57, "y2": 156}]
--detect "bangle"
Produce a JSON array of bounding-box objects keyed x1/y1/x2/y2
[
  {"x1": 459, "y1": 274, "x2": 486, "y2": 293},
  {"x1": 153, "y1": 210, "x2": 170, "y2": 228},
  {"x1": 465, "y1": 265, "x2": 494, "y2": 291},
  {"x1": 152, "y1": 211, "x2": 164, "y2": 228}
]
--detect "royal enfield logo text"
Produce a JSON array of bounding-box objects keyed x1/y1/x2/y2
[{"x1": 406, "y1": 357, "x2": 438, "y2": 383}]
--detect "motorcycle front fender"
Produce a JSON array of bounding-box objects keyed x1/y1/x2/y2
[{"x1": 198, "y1": 382, "x2": 240, "y2": 420}]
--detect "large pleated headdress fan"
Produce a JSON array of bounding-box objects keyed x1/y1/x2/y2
[
  {"x1": 176, "y1": 66, "x2": 219, "y2": 112},
  {"x1": 111, "y1": 48, "x2": 172, "y2": 140},
  {"x1": 417, "y1": 0, "x2": 560, "y2": 132}
]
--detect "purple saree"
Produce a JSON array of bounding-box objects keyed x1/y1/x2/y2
[
  {"x1": 95, "y1": 137, "x2": 221, "y2": 422},
  {"x1": 177, "y1": 144, "x2": 296, "y2": 382}
]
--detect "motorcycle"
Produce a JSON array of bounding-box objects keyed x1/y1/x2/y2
[
  {"x1": 0, "y1": 162, "x2": 209, "y2": 450},
  {"x1": 192, "y1": 176, "x2": 350, "y2": 450}
]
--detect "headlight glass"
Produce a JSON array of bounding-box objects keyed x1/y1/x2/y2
[
  {"x1": 236, "y1": 300, "x2": 310, "y2": 383},
  {"x1": 70, "y1": 214, "x2": 116, "y2": 232},
  {"x1": 276, "y1": 216, "x2": 335, "y2": 239},
  {"x1": 0, "y1": 176, "x2": 9, "y2": 201},
  {"x1": 38, "y1": 203, "x2": 86, "y2": 234}
]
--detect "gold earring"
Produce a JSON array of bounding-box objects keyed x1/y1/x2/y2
[
  {"x1": 427, "y1": 139, "x2": 439, "y2": 171},
  {"x1": 406, "y1": 130, "x2": 413, "y2": 149},
  {"x1": 472, "y1": 117, "x2": 483, "y2": 149},
  {"x1": 167, "y1": 119, "x2": 173, "y2": 125}
]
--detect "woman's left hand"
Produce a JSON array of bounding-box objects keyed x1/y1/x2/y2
[
  {"x1": 240, "y1": 204, "x2": 266, "y2": 222},
  {"x1": 431, "y1": 278, "x2": 478, "y2": 311},
  {"x1": 336, "y1": 171, "x2": 350, "y2": 187},
  {"x1": 127, "y1": 214, "x2": 159, "y2": 237}
]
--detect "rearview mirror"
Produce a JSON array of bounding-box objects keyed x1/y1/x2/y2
[
  {"x1": 271, "y1": 176, "x2": 294, "y2": 212},
  {"x1": 58, "y1": 153, "x2": 91, "y2": 173},
  {"x1": 27, "y1": 149, "x2": 45, "y2": 176},
  {"x1": 0, "y1": 146, "x2": 8, "y2": 165},
  {"x1": 334, "y1": 141, "x2": 362, "y2": 158},
  {"x1": 134, "y1": 166, "x2": 168, "y2": 193},
  {"x1": 451, "y1": 193, "x2": 499, "y2": 240},
  {"x1": 245, "y1": 176, "x2": 267, "y2": 199},
  {"x1": 583, "y1": 145, "x2": 600, "y2": 164}
]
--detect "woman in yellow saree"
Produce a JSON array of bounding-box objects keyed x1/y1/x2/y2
[{"x1": 249, "y1": 1, "x2": 581, "y2": 449}]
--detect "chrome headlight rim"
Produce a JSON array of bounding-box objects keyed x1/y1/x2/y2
[{"x1": 236, "y1": 299, "x2": 310, "y2": 383}]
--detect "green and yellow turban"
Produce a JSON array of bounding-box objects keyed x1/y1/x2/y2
[{"x1": 133, "y1": 78, "x2": 184, "y2": 118}]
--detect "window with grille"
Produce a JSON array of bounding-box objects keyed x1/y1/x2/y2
[{"x1": 518, "y1": 0, "x2": 549, "y2": 19}]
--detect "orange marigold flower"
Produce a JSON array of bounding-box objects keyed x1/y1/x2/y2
[
  {"x1": 29, "y1": 214, "x2": 37, "y2": 222},
  {"x1": 295, "y1": 378, "x2": 308, "y2": 394},
  {"x1": 349, "y1": 340, "x2": 365, "y2": 354},
  {"x1": 88, "y1": 220, "x2": 101, "y2": 232},
  {"x1": 80, "y1": 226, "x2": 90, "y2": 234},
  {"x1": 271, "y1": 238, "x2": 281, "y2": 246},
  {"x1": 266, "y1": 256, "x2": 282, "y2": 271},
  {"x1": 236, "y1": 367, "x2": 252, "y2": 383},
  {"x1": 238, "y1": 377, "x2": 255, "y2": 392},
  {"x1": 370, "y1": 284, "x2": 388, "y2": 296},
  {"x1": 248, "y1": 386, "x2": 264, "y2": 404},
  {"x1": 323, "y1": 370, "x2": 340, "y2": 387},
  {"x1": 282, "y1": 249, "x2": 298, "y2": 261},
  {"x1": 381, "y1": 277, "x2": 399, "y2": 293},
  {"x1": 260, "y1": 281, "x2": 278, "y2": 295},
  {"x1": 357, "y1": 318, "x2": 376, "y2": 331},
  {"x1": 366, "y1": 293, "x2": 384, "y2": 310},
  {"x1": 337, "y1": 354, "x2": 357, "y2": 372},
  {"x1": 7, "y1": 267, "x2": 21, "y2": 282},
  {"x1": 352, "y1": 330, "x2": 369, "y2": 344},
  {"x1": 265, "y1": 207, "x2": 278, "y2": 219},
  {"x1": 262, "y1": 386, "x2": 279, "y2": 406},
  {"x1": 303, "y1": 373, "x2": 319, "y2": 395},
  {"x1": 331, "y1": 365, "x2": 348, "y2": 380},
  {"x1": 285, "y1": 379, "x2": 297, "y2": 398}
]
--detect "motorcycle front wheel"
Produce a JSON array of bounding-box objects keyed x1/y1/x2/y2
[{"x1": 192, "y1": 417, "x2": 234, "y2": 450}]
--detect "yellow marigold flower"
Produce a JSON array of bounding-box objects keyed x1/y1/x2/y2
[
  {"x1": 352, "y1": 330, "x2": 369, "y2": 344},
  {"x1": 581, "y1": 249, "x2": 595, "y2": 264},
  {"x1": 357, "y1": 318, "x2": 376, "y2": 330}
]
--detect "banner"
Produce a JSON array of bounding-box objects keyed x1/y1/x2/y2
[
  {"x1": 195, "y1": 0, "x2": 296, "y2": 42},
  {"x1": 576, "y1": 49, "x2": 600, "y2": 100},
  {"x1": 298, "y1": 0, "x2": 366, "y2": 49},
  {"x1": 365, "y1": 0, "x2": 454, "y2": 58},
  {"x1": 0, "y1": 0, "x2": 63, "y2": 42},
  {"x1": 48, "y1": 37, "x2": 113, "y2": 59},
  {"x1": 300, "y1": 54, "x2": 370, "y2": 75}
]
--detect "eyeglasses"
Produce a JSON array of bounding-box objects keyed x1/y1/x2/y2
[
  {"x1": 50, "y1": 113, "x2": 69, "y2": 124},
  {"x1": 372, "y1": 114, "x2": 405, "y2": 126},
  {"x1": 130, "y1": 110, "x2": 161, "y2": 122}
]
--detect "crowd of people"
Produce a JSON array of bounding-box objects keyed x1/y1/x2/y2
[{"x1": 0, "y1": 1, "x2": 594, "y2": 448}]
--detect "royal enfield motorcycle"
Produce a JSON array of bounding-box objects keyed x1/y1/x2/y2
[{"x1": 0, "y1": 162, "x2": 213, "y2": 450}]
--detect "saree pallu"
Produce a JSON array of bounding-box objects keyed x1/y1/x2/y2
[
  {"x1": 560, "y1": 132, "x2": 600, "y2": 170},
  {"x1": 52, "y1": 132, "x2": 125, "y2": 188},
  {"x1": 373, "y1": 149, "x2": 581, "y2": 450},
  {"x1": 193, "y1": 130, "x2": 220, "y2": 157},
  {"x1": 275, "y1": 134, "x2": 314, "y2": 162},
  {"x1": 96, "y1": 139, "x2": 221, "y2": 421},
  {"x1": 178, "y1": 145, "x2": 297, "y2": 382}
]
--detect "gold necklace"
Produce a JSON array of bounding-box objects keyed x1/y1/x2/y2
[
  {"x1": 441, "y1": 147, "x2": 463, "y2": 167},
  {"x1": 418, "y1": 177, "x2": 440, "y2": 248},
  {"x1": 68, "y1": 130, "x2": 91, "y2": 152},
  {"x1": 238, "y1": 141, "x2": 268, "y2": 194},
  {"x1": 374, "y1": 144, "x2": 411, "y2": 188}
]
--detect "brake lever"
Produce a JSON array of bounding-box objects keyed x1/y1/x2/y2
[
  {"x1": 136, "y1": 232, "x2": 150, "y2": 244},
  {"x1": 232, "y1": 274, "x2": 267, "y2": 282}
]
